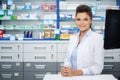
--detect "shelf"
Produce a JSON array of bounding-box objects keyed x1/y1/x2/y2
[
  {"x1": 0, "y1": 16, "x2": 10, "y2": 20},
  {"x1": 0, "y1": 37, "x2": 70, "y2": 41},
  {"x1": 0, "y1": 16, "x2": 57, "y2": 21},
  {"x1": 12, "y1": 0, "x2": 56, "y2": 1},
  {"x1": 0, "y1": 16, "x2": 39, "y2": 20},
  {"x1": 13, "y1": 9, "x2": 56, "y2": 12},
  {"x1": 60, "y1": 9, "x2": 75, "y2": 12},
  {"x1": 3, "y1": 28, "x2": 56, "y2": 31},
  {"x1": 92, "y1": 29, "x2": 104, "y2": 31}
]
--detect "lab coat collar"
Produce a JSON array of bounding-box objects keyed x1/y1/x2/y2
[
  {"x1": 73, "y1": 29, "x2": 92, "y2": 47},
  {"x1": 76, "y1": 28, "x2": 92, "y2": 38}
]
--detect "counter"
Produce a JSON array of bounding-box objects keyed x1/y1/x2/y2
[{"x1": 43, "y1": 74, "x2": 117, "y2": 80}]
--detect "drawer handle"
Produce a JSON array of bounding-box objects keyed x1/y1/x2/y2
[
  {"x1": 51, "y1": 45, "x2": 53, "y2": 50},
  {"x1": 17, "y1": 45, "x2": 20, "y2": 50},
  {"x1": 1, "y1": 46, "x2": 12, "y2": 50},
  {"x1": 51, "y1": 54, "x2": 53, "y2": 59},
  {"x1": 2, "y1": 74, "x2": 12, "y2": 79},
  {"x1": 34, "y1": 74, "x2": 45, "y2": 79},
  {"x1": 104, "y1": 56, "x2": 114, "y2": 60},
  {"x1": 1, "y1": 56, "x2": 12, "y2": 60},
  {"x1": 2, "y1": 64, "x2": 12, "y2": 69},
  {"x1": 104, "y1": 65, "x2": 114, "y2": 69},
  {"x1": 35, "y1": 65, "x2": 46, "y2": 69},
  {"x1": 35, "y1": 56, "x2": 46, "y2": 60}
]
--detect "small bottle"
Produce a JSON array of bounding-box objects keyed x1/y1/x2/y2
[
  {"x1": 24, "y1": 30, "x2": 29, "y2": 38},
  {"x1": 54, "y1": 29, "x2": 60, "y2": 40},
  {"x1": 28, "y1": 31, "x2": 32, "y2": 38}
]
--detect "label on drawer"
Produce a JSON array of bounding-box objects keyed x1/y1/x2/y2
[
  {"x1": 14, "y1": 73, "x2": 19, "y2": 76},
  {"x1": 16, "y1": 63, "x2": 20, "y2": 66},
  {"x1": 26, "y1": 63, "x2": 31, "y2": 67}
]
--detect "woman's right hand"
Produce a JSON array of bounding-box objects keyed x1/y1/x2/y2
[
  {"x1": 60, "y1": 66, "x2": 73, "y2": 77},
  {"x1": 60, "y1": 66, "x2": 68, "y2": 76}
]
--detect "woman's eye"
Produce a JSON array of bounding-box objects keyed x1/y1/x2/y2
[
  {"x1": 76, "y1": 18, "x2": 89, "y2": 21},
  {"x1": 76, "y1": 18, "x2": 80, "y2": 21},
  {"x1": 84, "y1": 18, "x2": 88, "y2": 21}
]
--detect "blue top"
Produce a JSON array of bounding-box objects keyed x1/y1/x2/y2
[{"x1": 70, "y1": 47, "x2": 77, "y2": 70}]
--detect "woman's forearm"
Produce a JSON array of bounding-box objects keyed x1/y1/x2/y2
[{"x1": 72, "y1": 69, "x2": 83, "y2": 76}]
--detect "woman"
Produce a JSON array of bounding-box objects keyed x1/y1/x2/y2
[{"x1": 61, "y1": 5, "x2": 104, "y2": 77}]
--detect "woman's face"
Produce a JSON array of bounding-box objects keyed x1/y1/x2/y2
[{"x1": 75, "y1": 12, "x2": 92, "y2": 32}]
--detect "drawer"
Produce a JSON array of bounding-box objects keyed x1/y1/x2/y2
[
  {"x1": 103, "y1": 62, "x2": 118, "y2": 71},
  {"x1": 58, "y1": 43, "x2": 68, "y2": 53},
  {"x1": 0, "y1": 62, "x2": 23, "y2": 71},
  {"x1": 0, "y1": 72, "x2": 23, "y2": 80},
  {"x1": 104, "y1": 50, "x2": 120, "y2": 62},
  {"x1": 57, "y1": 52, "x2": 66, "y2": 62},
  {"x1": 57, "y1": 62, "x2": 64, "y2": 72},
  {"x1": 0, "y1": 53, "x2": 23, "y2": 62},
  {"x1": 24, "y1": 53, "x2": 57, "y2": 62},
  {"x1": 24, "y1": 72, "x2": 57, "y2": 80},
  {"x1": 0, "y1": 43, "x2": 23, "y2": 52},
  {"x1": 104, "y1": 53, "x2": 119, "y2": 62},
  {"x1": 24, "y1": 43, "x2": 57, "y2": 53},
  {"x1": 116, "y1": 62, "x2": 120, "y2": 71},
  {"x1": 24, "y1": 62, "x2": 57, "y2": 71}
]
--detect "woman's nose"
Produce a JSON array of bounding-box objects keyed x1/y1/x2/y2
[{"x1": 80, "y1": 20, "x2": 84, "y2": 25}]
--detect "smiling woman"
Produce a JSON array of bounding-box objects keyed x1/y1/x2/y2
[
  {"x1": 75, "y1": 5, "x2": 92, "y2": 37},
  {"x1": 60, "y1": 5, "x2": 104, "y2": 77}
]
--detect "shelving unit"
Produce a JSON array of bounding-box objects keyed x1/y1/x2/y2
[
  {"x1": 0, "y1": 0, "x2": 57, "y2": 40},
  {"x1": 0, "y1": 0, "x2": 120, "y2": 80},
  {"x1": 0, "y1": 0, "x2": 120, "y2": 40},
  {"x1": 59, "y1": 0, "x2": 120, "y2": 39}
]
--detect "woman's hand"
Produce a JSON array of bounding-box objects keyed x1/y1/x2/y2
[
  {"x1": 60, "y1": 66, "x2": 68, "y2": 76},
  {"x1": 61, "y1": 66, "x2": 83, "y2": 77},
  {"x1": 60, "y1": 66, "x2": 73, "y2": 77}
]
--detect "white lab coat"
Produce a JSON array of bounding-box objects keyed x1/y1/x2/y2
[{"x1": 64, "y1": 29, "x2": 104, "y2": 75}]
